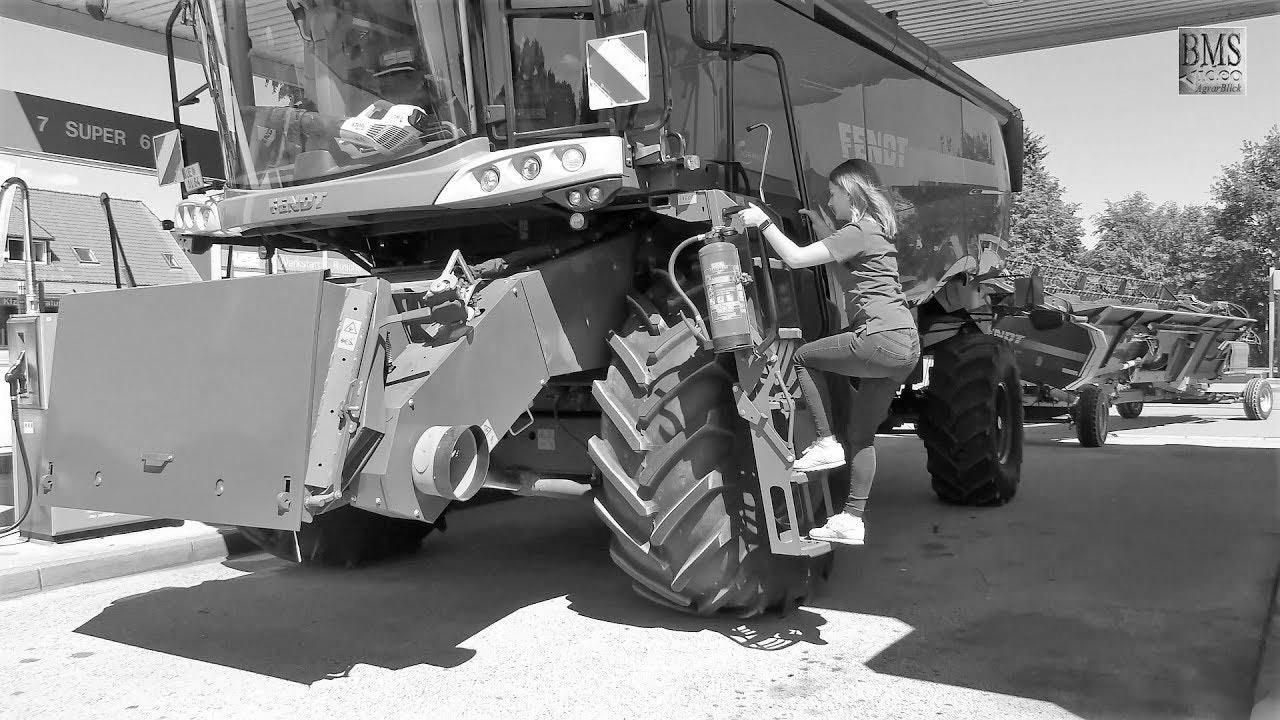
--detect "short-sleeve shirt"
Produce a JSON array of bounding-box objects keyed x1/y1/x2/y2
[{"x1": 820, "y1": 217, "x2": 915, "y2": 334}]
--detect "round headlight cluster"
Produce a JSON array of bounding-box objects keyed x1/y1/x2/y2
[
  {"x1": 560, "y1": 147, "x2": 586, "y2": 172},
  {"x1": 479, "y1": 167, "x2": 501, "y2": 193},
  {"x1": 520, "y1": 156, "x2": 541, "y2": 180}
]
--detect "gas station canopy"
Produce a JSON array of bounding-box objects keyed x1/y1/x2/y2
[{"x1": 2, "y1": 0, "x2": 1275, "y2": 63}]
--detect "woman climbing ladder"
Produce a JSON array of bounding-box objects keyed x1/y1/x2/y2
[{"x1": 734, "y1": 159, "x2": 919, "y2": 546}]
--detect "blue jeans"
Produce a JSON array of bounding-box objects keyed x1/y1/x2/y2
[{"x1": 794, "y1": 327, "x2": 920, "y2": 515}]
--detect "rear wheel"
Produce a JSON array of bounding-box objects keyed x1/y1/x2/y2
[
  {"x1": 1075, "y1": 384, "x2": 1110, "y2": 447},
  {"x1": 918, "y1": 332, "x2": 1023, "y2": 506},
  {"x1": 1244, "y1": 378, "x2": 1274, "y2": 420},
  {"x1": 590, "y1": 304, "x2": 828, "y2": 617},
  {"x1": 237, "y1": 504, "x2": 438, "y2": 567},
  {"x1": 1116, "y1": 401, "x2": 1144, "y2": 419}
]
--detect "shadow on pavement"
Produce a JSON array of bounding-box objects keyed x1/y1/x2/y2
[
  {"x1": 74, "y1": 496, "x2": 827, "y2": 683},
  {"x1": 74, "y1": 428, "x2": 1277, "y2": 718},
  {"x1": 803, "y1": 431, "x2": 1279, "y2": 719}
]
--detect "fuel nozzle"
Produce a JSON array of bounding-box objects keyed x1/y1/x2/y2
[{"x1": 5, "y1": 350, "x2": 27, "y2": 399}]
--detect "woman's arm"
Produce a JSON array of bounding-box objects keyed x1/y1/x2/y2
[
  {"x1": 761, "y1": 223, "x2": 835, "y2": 268},
  {"x1": 737, "y1": 206, "x2": 835, "y2": 269}
]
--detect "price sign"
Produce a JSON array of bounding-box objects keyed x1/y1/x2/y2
[{"x1": 182, "y1": 163, "x2": 206, "y2": 193}]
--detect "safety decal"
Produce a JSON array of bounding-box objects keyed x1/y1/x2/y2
[
  {"x1": 336, "y1": 318, "x2": 362, "y2": 352},
  {"x1": 585, "y1": 31, "x2": 651, "y2": 110}
]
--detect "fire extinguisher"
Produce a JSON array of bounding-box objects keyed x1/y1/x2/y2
[{"x1": 699, "y1": 234, "x2": 752, "y2": 352}]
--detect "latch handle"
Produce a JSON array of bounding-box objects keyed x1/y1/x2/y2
[{"x1": 140, "y1": 451, "x2": 175, "y2": 472}]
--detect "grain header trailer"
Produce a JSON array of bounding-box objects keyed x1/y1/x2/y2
[
  {"x1": 993, "y1": 259, "x2": 1268, "y2": 447},
  {"x1": 8, "y1": 0, "x2": 1027, "y2": 614}
]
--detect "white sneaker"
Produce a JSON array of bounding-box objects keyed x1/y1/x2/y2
[
  {"x1": 792, "y1": 436, "x2": 846, "y2": 472},
  {"x1": 809, "y1": 513, "x2": 865, "y2": 546}
]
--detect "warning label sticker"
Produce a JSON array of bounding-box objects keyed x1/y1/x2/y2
[{"x1": 336, "y1": 318, "x2": 362, "y2": 352}]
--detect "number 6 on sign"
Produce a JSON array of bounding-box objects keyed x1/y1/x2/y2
[{"x1": 585, "y1": 31, "x2": 650, "y2": 110}]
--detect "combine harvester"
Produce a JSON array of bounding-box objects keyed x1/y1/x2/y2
[
  {"x1": 993, "y1": 259, "x2": 1269, "y2": 447},
  {"x1": 7, "y1": 0, "x2": 1034, "y2": 614}
]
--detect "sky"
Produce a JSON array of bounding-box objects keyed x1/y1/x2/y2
[
  {"x1": 959, "y1": 14, "x2": 1279, "y2": 242},
  {"x1": 0, "y1": 12, "x2": 1277, "y2": 237}
]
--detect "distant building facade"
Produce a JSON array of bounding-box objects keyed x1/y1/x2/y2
[{"x1": 1, "y1": 187, "x2": 201, "y2": 345}]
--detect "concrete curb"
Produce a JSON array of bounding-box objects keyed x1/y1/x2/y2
[
  {"x1": 0, "y1": 527, "x2": 253, "y2": 601},
  {"x1": 1252, "y1": 560, "x2": 1280, "y2": 720}
]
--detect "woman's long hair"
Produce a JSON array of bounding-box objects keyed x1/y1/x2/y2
[{"x1": 829, "y1": 159, "x2": 897, "y2": 237}]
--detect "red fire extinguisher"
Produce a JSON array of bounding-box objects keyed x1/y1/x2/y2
[{"x1": 699, "y1": 235, "x2": 752, "y2": 352}]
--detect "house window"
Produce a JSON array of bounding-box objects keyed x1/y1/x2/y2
[
  {"x1": 6, "y1": 239, "x2": 49, "y2": 263},
  {"x1": 162, "y1": 252, "x2": 182, "y2": 269},
  {"x1": 73, "y1": 247, "x2": 99, "y2": 264}
]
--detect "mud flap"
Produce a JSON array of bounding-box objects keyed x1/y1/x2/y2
[{"x1": 39, "y1": 272, "x2": 361, "y2": 530}]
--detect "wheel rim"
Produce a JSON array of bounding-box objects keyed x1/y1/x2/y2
[
  {"x1": 1261, "y1": 386, "x2": 1274, "y2": 415},
  {"x1": 995, "y1": 382, "x2": 1013, "y2": 464}
]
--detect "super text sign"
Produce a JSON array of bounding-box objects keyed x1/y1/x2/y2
[{"x1": 0, "y1": 90, "x2": 225, "y2": 177}]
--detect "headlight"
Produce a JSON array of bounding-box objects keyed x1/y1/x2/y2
[
  {"x1": 560, "y1": 147, "x2": 585, "y2": 172},
  {"x1": 519, "y1": 156, "x2": 541, "y2": 180},
  {"x1": 567, "y1": 190, "x2": 583, "y2": 206},
  {"x1": 479, "y1": 167, "x2": 500, "y2": 192},
  {"x1": 587, "y1": 186, "x2": 602, "y2": 203}
]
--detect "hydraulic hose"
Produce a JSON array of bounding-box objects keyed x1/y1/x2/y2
[
  {"x1": 1, "y1": 354, "x2": 33, "y2": 537},
  {"x1": 667, "y1": 235, "x2": 709, "y2": 341}
]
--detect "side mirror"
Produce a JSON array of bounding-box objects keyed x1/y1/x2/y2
[{"x1": 690, "y1": 0, "x2": 728, "y2": 45}]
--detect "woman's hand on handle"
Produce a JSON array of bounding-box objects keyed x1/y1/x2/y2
[{"x1": 799, "y1": 207, "x2": 837, "y2": 239}]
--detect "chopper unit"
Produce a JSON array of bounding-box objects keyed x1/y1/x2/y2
[{"x1": 8, "y1": 0, "x2": 1030, "y2": 614}]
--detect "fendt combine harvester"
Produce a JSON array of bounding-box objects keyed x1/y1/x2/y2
[
  {"x1": 9, "y1": 0, "x2": 1030, "y2": 614},
  {"x1": 992, "y1": 259, "x2": 1268, "y2": 447}
]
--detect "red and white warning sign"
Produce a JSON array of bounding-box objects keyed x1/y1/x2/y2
[{"x1": 586, "y1": 30, "x2": 650, "y2": 110}]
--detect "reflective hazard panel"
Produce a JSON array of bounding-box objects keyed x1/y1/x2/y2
[
  {"x1": 586, "y1": 30, "x2": 651, "y2": 110},
  {"x1": 152, "y1": 129, "x2": 184, "y2": 187}
]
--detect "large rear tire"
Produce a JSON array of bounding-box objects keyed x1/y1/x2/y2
[
  {"x1": 590, "y1": 307, "x2": 828, "y2": 617},
  {"x1": 237, "y1": 504, "x2": 438, "y2": 567},
  {"x1": 1075, "y1": 384, "x2": 1110, "y2": 447},
  {"x1": 918, "y1": 332, "x2": 1023, "y2": 506},
  {"x1": 1244, "y1": 378, "x2": 1274, "y2": 420}
]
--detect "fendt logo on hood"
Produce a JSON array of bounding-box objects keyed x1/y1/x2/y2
[{"x1": 268, "y1": 193, "x2": 328, "y2": 215}]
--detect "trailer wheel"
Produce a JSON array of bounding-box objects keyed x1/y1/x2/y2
[
  {"x1": 1075, "y1": 384, "x2": 1110, "y2": 447},
  {"x1": 918, "y1": 332, "x2": 1022, "y2": 506},
  {"x1": 1116, "y1": 401, "x2": 1144, "y2": 419},
  {"x1": 1243, "y1": 378, "x2": 1274, "y2": 420},
  {"x1": 590, "y1": 309, "x2": 827, "y2": 617},
  {"x1": 237, "y1": 505, "x2": 437, "y2": 567}
]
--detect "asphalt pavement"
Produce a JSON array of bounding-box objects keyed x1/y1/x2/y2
[{"x1": 0, "y1": 402, "x2": 1276, "y2": 720}]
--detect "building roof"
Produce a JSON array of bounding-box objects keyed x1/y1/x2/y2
[{"x1": 3, "y1": 186, "x2": 202, "y2": 290}]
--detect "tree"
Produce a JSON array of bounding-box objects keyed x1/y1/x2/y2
[
  {"x1": 1204, "y1": 126, "x2": 1280, "y2": 327},
  {"x1": 1083, "y1": 193, "x2": 1218, "y2": 287},
  {"x1": 1008, "y1": 129, "x2": 1085, "y2": 265}
]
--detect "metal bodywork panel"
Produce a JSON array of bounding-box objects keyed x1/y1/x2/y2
[
  {"x1": 993, "y1": 315, "x2": 1101, "y2": 390},
  {"x1": 350, "y1": 273, "x2": 556, "y2": 520},
  {"x1": 40, "y1": 273, "x2": 348, "y2": 530}
]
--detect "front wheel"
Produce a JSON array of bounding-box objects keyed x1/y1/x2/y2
[
  {"x1": 237, "y1": 504, "x2": 438, "y2": 567},
  {"x1": 590, "y1": 305, "x2": 829, "y2": 617},
  {"x1": 918, "y1": 332, "x2": 1023, "y2": 506},
  {"x1": 1075, "y1": 384, "x2": 1110, "y2": 447},
  {"x1": 1243, "y1": 378, "x2": 1274, "y2": 420}
]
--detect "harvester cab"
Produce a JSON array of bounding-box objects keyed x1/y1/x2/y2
[{"x1": 17, "y1": 0, "x2": 1031, "y2": 615}]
